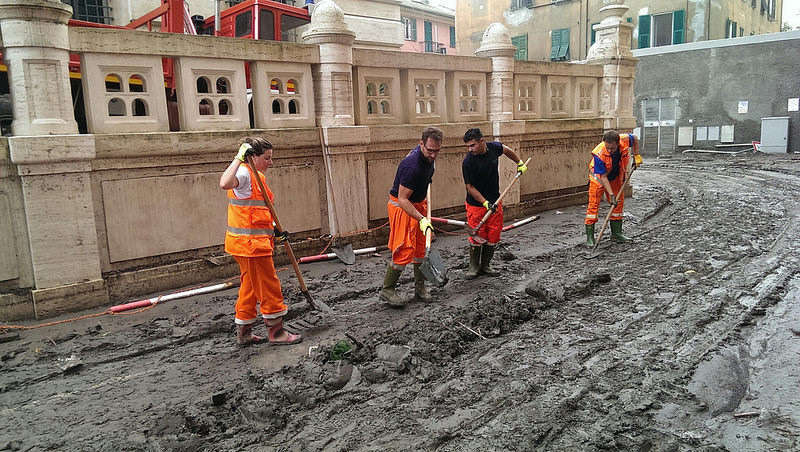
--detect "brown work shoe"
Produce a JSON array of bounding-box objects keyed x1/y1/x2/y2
[{"x1": 236, "y1": 323, "x2": 265, "y2": 346}]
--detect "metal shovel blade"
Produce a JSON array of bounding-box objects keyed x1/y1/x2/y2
[
  {"x1": 420, "y1": 248, "x2": 448, "y2": 287},
  {"x1": 332, "y1": 243, "x2": 356, "y2": 265}
]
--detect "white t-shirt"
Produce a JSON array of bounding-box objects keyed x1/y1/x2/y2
[{"x1": 233, "y1": 165, "x2": 253, "y2": 199}]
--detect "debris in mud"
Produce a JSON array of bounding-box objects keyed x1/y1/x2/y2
[
  {"x1": 211, "y1": 390, "x2": 228, "y2": 406},
  {"x1": 58, "y1": 354, "x2": 83, "y2": 374},
  {"x1": 0, "y1": 332, "x2": 20, "y2": 344},
  {"x1": 376, "y1": 344, "x2": 411, "y2": 371}
]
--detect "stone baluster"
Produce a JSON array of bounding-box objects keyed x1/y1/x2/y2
[
  {"x1": 0, "y1": 0, "x2": 78, "y2": 135},
  {"x1": 475, "y1": 23, "x2": 517, "y2": 125},
  {"x1": 0, "y1": 1, "x2": 107, "y2": 317},
  {"x1": 586, "y1": 0, "x2": 638, "y2": 132}
]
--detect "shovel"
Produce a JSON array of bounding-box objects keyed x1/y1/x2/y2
[
  {"x1": 584, "y1": 165, "x2": 637, "y2": 260},
  {"x1": 331, "y1": 243, "x2": 356, "y2": 265},
  {"x1": 246, "y1": 156, "x2": 332, "y2": 313},
  {"x1": 418, "y1": 186, "x2": 449, "y2": 287},
  {"x1": 471, "y1": 157, "x2": 532, "y2": 236}
]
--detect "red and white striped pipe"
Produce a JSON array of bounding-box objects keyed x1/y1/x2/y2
[
  {"x1": 108, "y1": 281, "x2": 235, "y2": 313},
  {"x1": 298, "y1": 246, "x2": 383, "y2": 264},
  {"x1": 502, "y1": 215, "x2": 539, "y2": 232}
]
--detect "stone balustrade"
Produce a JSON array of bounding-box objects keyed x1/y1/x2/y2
[{"x1": 0, "y1": 0, "x2": 636, "y2": 320}]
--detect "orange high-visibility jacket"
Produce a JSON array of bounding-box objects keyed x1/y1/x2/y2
[
  {"x1": 588, "y1": 134, "x2": 633, "y2": 185},
  {"x1": 225, "y1": 165, "x2": 275, "y2": 257}
]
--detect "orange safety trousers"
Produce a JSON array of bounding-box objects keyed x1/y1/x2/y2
[
  {"x1": 466, "y1": 202, "x2": 503, "y2": 245},
  {"x1": 585, "y1": 179, "x2": 625, "y2": 225},
  {"x1": 233, "y1": 255, "x2": 287, "y2": 324},
  {"x1": 387, "y1": 195, "x2": 427, "y2": 266}
]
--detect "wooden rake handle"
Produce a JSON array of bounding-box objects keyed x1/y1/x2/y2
[{"x1": 471, "y1": 157, "x2": 532, "y2": 236}]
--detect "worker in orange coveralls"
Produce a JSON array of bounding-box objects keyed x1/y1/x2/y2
[
  {"x1": 380, "y1": 127, "x2": 444, "y2": 308},
  {"x1": 585, "y1": 130, "x2": 643, "y2": 247},
  {"x1": 461, "y1": 128, "x2": 527, "y2": 278},
  {"x1": 219, "y1": 137, "x2": 302, "y2": 346}
]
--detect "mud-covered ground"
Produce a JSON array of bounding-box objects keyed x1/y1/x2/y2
[{"x1": 2, "y1": 154, "x2": 800, "y2": 452}]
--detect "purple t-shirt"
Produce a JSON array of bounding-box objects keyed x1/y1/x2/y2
[
  {"x1": 462, "y1": 141, "x2": 503, "y2": 206},
  {"x1": 389, "y1": 146, "x2": 435, "y2": 203}
]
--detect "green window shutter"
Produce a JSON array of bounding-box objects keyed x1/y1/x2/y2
[
  {"x1": 450, "y1": 26, "x2": 456, "y2": 48},
  {"x1": 557, "y1": 28, "x2": 569, "y2": 59},
  {"x1": 424, "y1": 20, "x2": 432, "y2": 42},
  {"x1": 550, "y1": 29, "x2": 561, "y2": 59},
  {"x1": 732, "y1": 21, "x2": 737, "y2": 37},
  {"x1": 590, "y1": 22, "x2": 599, "y2": 44},
  {"x1": 511, "y1": 34, "x2": 527, "y2": 61},
  {"x1": 411, "y1": 18, "x2": 417, "y2": 40},
  {"x1": 638, "y1": 15, "x2": 651, "y2": 48},
  {"x1": 672, "y1": 10, "x2": 684, "y2": 44},
  {"x1": 725, "y1": 18, "x2": 730, "y2": 38}
]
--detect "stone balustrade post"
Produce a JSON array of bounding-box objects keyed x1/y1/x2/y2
[
  {"x1": 586, "y1": 0, "x2": 638, "y2": 132},
  {"x1": 302, "y1": 0, "x2": 356, "y2": 128},
  {"x1": 0, "y1": 0, "x2": 78, "y2": 135},
  {"x1": 475, "y1": 23, "x2": 517, "y2": 125}
]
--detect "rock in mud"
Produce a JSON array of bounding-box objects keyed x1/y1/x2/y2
[
  {"x1": 525, "y1": 275, "x2": 565, "y2": 304},
  {"x1": 375, "y1": 344, "x2": 411, "y2": 371},
  {"x1": 211, "y1": 390, "x2": 227, "y2": 406}
]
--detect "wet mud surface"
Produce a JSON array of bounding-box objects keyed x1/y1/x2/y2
[{"x1": 2, "y1": 154, "x2": 800, "y2": 451}]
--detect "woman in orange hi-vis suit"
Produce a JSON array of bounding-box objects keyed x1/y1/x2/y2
[
  {"x1": 219, "y1": 137, "x2": 301, "y2": 346},
  {"x1": 585, "y1": 131, "x2": 642, "y2": 247}
]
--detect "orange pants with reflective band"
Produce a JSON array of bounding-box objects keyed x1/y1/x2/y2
[
  {"x1": 466, "y1": 202, "x2": 503, "y2": 245},
  {"x1": 387, "y1": 196, "x2": 427, "y2": 266},
  {"x1": 585, "y1": 179, "x2": 625, "y2": 225},
  {"x1": 233, "y1": 255, "x2": 287, "y2": 324}
]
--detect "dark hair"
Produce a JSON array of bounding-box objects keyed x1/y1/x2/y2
[
  {"x1": 243, "y1": 137, "x2": 273, "y2": 156},
  {"x1": 463, "y1": 128, "x2": 483, "y2": 142},
  {"x1": 421, "y1": 127, "x2": 443, "y2": 144},
  {"x1": 602, "y1": 130, "x2": 620, "y2": 145}
]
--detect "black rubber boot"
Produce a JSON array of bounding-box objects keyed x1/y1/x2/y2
[
  {"x1": 610, "y1": 220, "x2": 632, "y2": 243},
  {"x1": 479, "y1": 244, "x2": 500, "y2": 276},
  {"x1": 585, "y1": 224, "x2": 596, "y2": 248},
  {"x1": 413, "y1": 264, "x2": 431, "y2": 302},
  {"x1": 466, "y1": 245, "x2": 481, "y2": 279},
  {"x1": 379, "y1": 264, "x2": 405, "y2": 308}
]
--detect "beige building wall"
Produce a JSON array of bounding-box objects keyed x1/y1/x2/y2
[{"x1": 458, "y1": 0, "x2": 783, "y2": 61}]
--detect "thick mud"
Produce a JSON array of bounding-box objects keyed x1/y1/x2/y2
[{"x1": 2, "y1": 154, "x2": 799, "y2": 451}]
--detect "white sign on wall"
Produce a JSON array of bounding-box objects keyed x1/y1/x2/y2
[
  {"x1": 720, "y1": 125, "x2": 734, "y2": 143},
  {"x1": 738, "y1": 101, "x2": 748, "y2": 114},
  {"x1": 708, "y1": 126, "x2": 720, "y2": 141},
  {"x1": 696, "y1": 126, "x2": 708, "y2": 141},
  {"x1": 789, "y1": 98, "x2": 799, "y2": 112},
  {"x1": 678, "y1": 126, "x2": 693, "y2": 146}
]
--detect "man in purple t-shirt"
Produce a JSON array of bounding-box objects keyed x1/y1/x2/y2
[{"x1": 380, "y1": 127, "x2": 443, "y2": 307}]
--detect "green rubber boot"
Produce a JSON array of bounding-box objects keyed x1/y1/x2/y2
[
  {"x1": 479, "y1": 244, "x2": 500, "y2": 277},
  {"x1": 379, "y1": 264, "x2": 405, "y2": 308},
  {"x1": 585, "y1": 224, "x2": 596, "y2": 248},
  {"x1": 413, "y1": 264, "x2": 431, "y2": 302},
  {"x1": 610, "y1": 220, "x2": 632, "y2": 243},
  {"x1": 466, "y1": 245, "x2": 481, "y2": 279}
]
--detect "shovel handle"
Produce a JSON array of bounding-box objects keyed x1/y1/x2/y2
[
  {"x1": 245, "y1": 157, "x2": 328, "y2": 313},
  {"x1": 471, "y1": 157, "x2": 531, "y2": 236},
  {"x1": 425, "y1": 185, "x2": 433, "y2": 254}
]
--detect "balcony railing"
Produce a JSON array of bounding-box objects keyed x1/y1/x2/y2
[{"x1": 424, "y1": 41, "x2": 447, "y2": 54}]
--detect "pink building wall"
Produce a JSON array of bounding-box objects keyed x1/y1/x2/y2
[{"x1": 399, "y1": 16, "x2": 456, "y2": 55}]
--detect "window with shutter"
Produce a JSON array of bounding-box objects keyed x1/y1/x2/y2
[
  {"x1": 590, "y1": 22, "x2": 599, "y2": 45},
  {"x1": 725, "y1": 18, "x2": 731, "y2": 38},
  {"x1": 732, "y1": 21, "x2": 737, "y2": 37},
  {"x1": 638, "y1": 15, "x2": 651, "y2": 48},
  {"x1": 550, "y1": 29, "x2": 561, "y2": 60},
  {"x1": 450, "y1": 26, "x2": 456, "y2": 48},
  {"x1": 672, "y1": 10, "x2": 684, "y2": 44},
  {"x1": 557, "y1": 29, "x2": 569, "y2": 60},
  {"x1": 512, "y1": 34, "x2": 527, "y2": 61}
]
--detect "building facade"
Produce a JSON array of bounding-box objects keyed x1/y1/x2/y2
[
  {"x1": 399, "y1": 0, "x2": 456, "y2": 55},
  {"x1": 456, "y1": 0, "x2": 783, "y2": 61}
]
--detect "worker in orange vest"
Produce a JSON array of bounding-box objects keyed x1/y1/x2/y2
[
  {"x1": 585, "y1": 131, "x2": 642, "y2": 247},
  {"x1": 219, "y1": 137, "x2": 302, "y2": 346}
]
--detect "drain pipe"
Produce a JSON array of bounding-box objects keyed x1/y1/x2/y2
[
  {"x1": 108, "y1": 281, "x2": 235, "y2": 313},
  {"x1": 214, "y1": 0, "x2": 220, "y2": 36}
]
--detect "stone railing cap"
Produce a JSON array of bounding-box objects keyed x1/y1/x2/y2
[
  {"x1": 0, "y1": 0, "x2": 73, "y2": 23},
  {"x1": 475, "y1": 23, "x2": 516, "y2": 57}
]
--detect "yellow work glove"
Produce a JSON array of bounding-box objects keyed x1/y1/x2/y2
[
  {"x1": 235, "y1": 143, "x2": 253, "y2": 162},
  {"x1": 482, "y1": 200, "x2": 497, "y2": 212},
  {"x1": 634, "y1": 154, "x2": 643, "y2": 168},
  {"x1": 517, "y1": 160, "x2": 528, "y2": 174},
  {"x1": 419, "y1": 217, "x2": 432, "y2": 234}
]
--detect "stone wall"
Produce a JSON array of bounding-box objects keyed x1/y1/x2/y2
[{"x1": 0, "y1": 0, "x2": 635, "y2": 320}]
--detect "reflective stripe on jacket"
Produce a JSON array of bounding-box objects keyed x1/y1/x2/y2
[
  {"x1": 224, "y1": 165, "x2": 275, "y2": 257},
  {"x1": 588, "y1": 134, "x2": 632, "y2": 185}
]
